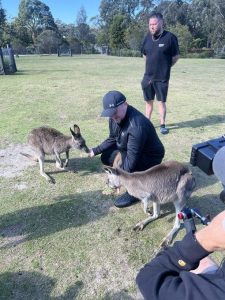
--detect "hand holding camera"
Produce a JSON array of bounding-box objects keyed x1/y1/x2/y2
[{"x1": 195, "y1": 210, "x2": 225, "y2": 252}]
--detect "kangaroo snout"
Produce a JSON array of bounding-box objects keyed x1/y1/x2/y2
[{"x1": 82, "y1": 145, "x2": 90, "y2": 153}]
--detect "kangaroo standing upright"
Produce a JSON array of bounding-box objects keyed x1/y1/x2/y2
[
  {"x1": 21, "y1": 124, "x2": 89, "y2": 183},
  {"x1": 104, "y1": 161, "x2": 195, "y2": 247}
]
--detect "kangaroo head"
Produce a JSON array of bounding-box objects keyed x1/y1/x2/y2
[
  {"x1": 70, "y1": 125, "x2": 89, "y2": 153},
  {"x1": 103, "y1": 166, "x2": 121, "y2": 189}
]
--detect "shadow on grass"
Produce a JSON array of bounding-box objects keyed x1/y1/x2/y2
[
  {"x1": 0, "y1": 271, "x2": 83, "y2": 300},
  {"x1": 44, "y1": 156, "x2": 102, "y2": 176},
  {"x1": 16, "y1": 69, "x2": 72, "y2": 76},
  {"x1": 190, "y1": 167, "x2": 219, "y2": 191},
  {"x1": 167, "y1": 115, "x2": 225, "y2": 130},
  {"x1": 103, "y1": 290, "x2": 135, "y2": 300},
  {"x1": 0, "y1": 190, "x2": 114, "y2": 249}
]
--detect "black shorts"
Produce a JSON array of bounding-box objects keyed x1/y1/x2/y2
[{"x1": 142, "y1": 81, "x2": 169, "y2": 102}]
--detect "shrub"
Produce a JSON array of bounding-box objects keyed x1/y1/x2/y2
[
  {"x1": 110, "y1": 48, "x2": 142, "y2": 57},
  {"x1": 186, "y1": 48, "x2": 214, "y2": 58}
]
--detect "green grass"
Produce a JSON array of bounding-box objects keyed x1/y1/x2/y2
[{"x1": 0, "y1": 55, "x2": 225, "y2": 299}]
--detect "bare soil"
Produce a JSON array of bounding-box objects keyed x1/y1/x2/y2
[{"x1": 0, "y1": 144, "x2": 36, "y2": 178}]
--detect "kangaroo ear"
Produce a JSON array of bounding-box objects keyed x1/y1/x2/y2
[
  {"x1": 70, "y1": 127, "x2": 75, "y2": 137},
  {"x1": 103, "y1": 166, "x2": 112, "y2": 174},
  {"x1": 73, "y1": 124, "x2": 80, "y2": 135},
  {"x1": 103, "y1": 166, "x2": 118, "y2": 175}
]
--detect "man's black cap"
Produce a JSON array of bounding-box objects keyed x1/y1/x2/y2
[{"x1": 101, "y1": 90, "x2": 126, "y2": 117}]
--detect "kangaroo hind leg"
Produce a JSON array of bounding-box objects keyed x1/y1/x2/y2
[
  {"x1": 134, "y1": 201, "x2": 160, "y2": 231},
  {"x1": 38, "y1": 155, "x2": 55, "y2": 184},
  {"x1": 160, "y1": 200, "x2": 185, "y2": 249}
]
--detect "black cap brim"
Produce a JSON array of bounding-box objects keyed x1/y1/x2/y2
[{"x1": 101, "y1": 107, "x2": 117, "y2": 117}]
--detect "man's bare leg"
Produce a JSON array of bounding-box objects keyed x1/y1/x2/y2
[
  {"x1": 145, "y1": 100, "x2": 154, "y2": 119},
  {"x1": 158, "y1": 101, "x2": 169, "y2": 134}
]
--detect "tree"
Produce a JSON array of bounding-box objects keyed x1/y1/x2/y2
[
  {"x1": 155, "y1": 0, "x2": 190, "y2": 26},
  {"x1": 187, "y1": 0, "x2": 225, "y2": 49},
  {"x1": 167, "y1": 23, "x2": 193, "y2": 55},
  {"x1": 0, "y1": 0, "x2": 6, "y2": 27},
  {"x1": 125, "y1": 21, "x2": 145, "y2": 50},
  {"x1": 99, "y1": 0, "x2": 140, "y2": 27},
  {"x1": 75, "y1": 6, "x2": 96, "y2": 53},
  {"x1": 109, "y1": 14, "x2": 127, "y2": 49},
  {"x1": 0, "y1": 0, "x2": 7, "y2": 46},
  {"x1": 35, "y1": 29, "x2": 61, "y2": 54},
  {"x1": 17, "y1": 0, "x2": 58, "y2": 43},
  {"x1": 96, "y1": 27, "x2": 109, "y2": 46}
]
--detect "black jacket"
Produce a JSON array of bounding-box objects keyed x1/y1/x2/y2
[
  {"x1": 136, "y1": 232, "x2": 225, "y2": 300},
  {"x1": 92, "y1": 105, "x2": 164, "y2": 172}
]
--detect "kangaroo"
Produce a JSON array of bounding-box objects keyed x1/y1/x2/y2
[
  {"x1": 21, "y1": 124, "x2": 89, "y2": 184},
  {"x1": 112, "y1": 152, "x2": 122, "y2": 194},
  {"x1": 104, "y1": 161, "x2": 195, "y2": 247}
]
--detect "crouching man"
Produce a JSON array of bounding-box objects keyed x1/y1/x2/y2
[{"x1": 89, "y1": 90, "x2": 165, "y2": 207}]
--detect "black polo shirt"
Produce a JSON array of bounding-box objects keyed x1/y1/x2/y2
[{"x1": 141, "y1": 31, "x2": 179, "y2": 86}]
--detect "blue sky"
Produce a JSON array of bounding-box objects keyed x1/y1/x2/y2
[{"x1": 2, "y1": 0, "x2": 101, "y2": 23}]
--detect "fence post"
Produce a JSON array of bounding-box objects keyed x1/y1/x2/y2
[
  {"x1": 0, "y1": 48, "x2": 5, "y2": 75},
  {"x1": 7, "y1": 46, "x2": 17, "y2": 73}
]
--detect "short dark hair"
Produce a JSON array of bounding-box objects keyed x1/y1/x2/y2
[{"x1": 149, "y1": 12, "x2": 163, "y2": 20}]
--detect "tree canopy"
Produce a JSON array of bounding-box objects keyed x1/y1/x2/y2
[{"x1": 0, "y1": 0, "x2": 224, "y2": 56}]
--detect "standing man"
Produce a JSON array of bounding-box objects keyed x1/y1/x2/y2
[
  {"x1": 141, "y1": 12, "x2": 180, "y2": 134},
  {"x1": 89, "y1": 90, "x2": 165, "y2": 208}
]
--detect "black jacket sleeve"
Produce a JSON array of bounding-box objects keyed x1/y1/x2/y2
[{"x1": 136, "y1": 233, "x2": 225, "y2": 300}]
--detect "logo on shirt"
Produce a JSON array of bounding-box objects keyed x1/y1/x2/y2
[
  {"x1": 178, "y1": 259, "x2": 186, "y2": 267},
  {"x1": 159, "y1": 44, "x2": 164, "y2": 47}
]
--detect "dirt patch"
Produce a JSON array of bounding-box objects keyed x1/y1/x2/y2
[{"x1": 0, "y1": 144, "x2": 36, "y2": 178}]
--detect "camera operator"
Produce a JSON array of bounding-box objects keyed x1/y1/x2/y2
[{"x1": 136, "y1": 210, "x2": 225, "y2": 300}]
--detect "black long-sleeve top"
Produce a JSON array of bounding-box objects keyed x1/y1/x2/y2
[
  {"x1": 92, "y1": 105, "x2": 165, "y2": 172},
  {"x1": 136, "y1": 232, "x2": 225, "y2": 300}
]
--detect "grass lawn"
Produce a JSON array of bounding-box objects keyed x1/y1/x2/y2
[{"x1": 0, "y1": 55, "x2": 225, "y2": 299}]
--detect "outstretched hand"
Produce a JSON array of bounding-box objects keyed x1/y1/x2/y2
[
  {"x1": 195, "y1": 210, "x2": 225, "y2": 252},
  {"x1": 88, "y1": 149, "x2": 95, "y2": 158}
]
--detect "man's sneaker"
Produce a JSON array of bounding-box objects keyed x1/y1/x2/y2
[
  {"x1": 160, "y1": 125, "x2": 169, "y2": 134},
  {"x1": 114, "y1": 191, "x2": 139, "y2": 208}
]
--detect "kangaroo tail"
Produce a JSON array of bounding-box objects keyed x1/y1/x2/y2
[{"x1": 20, "y1": 152, "x2": 38, "y2": 162}]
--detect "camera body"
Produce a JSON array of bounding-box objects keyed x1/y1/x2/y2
[
  {"x1": 190, "y1": 136, "x2": 225, "y2": 175},
  {"x1": 178, "y1": 207, "x2": 210, "y2": 234}
]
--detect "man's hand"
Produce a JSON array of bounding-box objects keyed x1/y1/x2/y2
[
  {"x1": 172, "y1": 54, "x2": 179, "y2": 66},
  {"x1": 195, "y1": 210, "x2": 225, "y2": 252},
  {"x1": 88, "y1": 149, "x2": 95, "y2": 157},
  {"x1": 190, "y1": 256, "x2": 218, "y2": 274}
]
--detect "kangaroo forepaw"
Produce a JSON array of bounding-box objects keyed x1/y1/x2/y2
[
  {"x1": 160, "y1": 238, "x2": 171, "y2": 249},
  {"x1": 133, "y1": 223, "x2": 145, "y2": 231},
  {"x1": 45, "y1": 174, "x2": 55, "y2": 184},
  {"x1": 56, "y1": 162, "x2": 64, "y2": 169},
  {"x1": 68, "y1": 169, "x2": 77, "y2": 173},
  {"x1": 47, "y1": 177, "x2": 55, "y2": 184}
]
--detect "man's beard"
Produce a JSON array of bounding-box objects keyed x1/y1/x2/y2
[{"x1": 153, "y1": 28, "x2": 162, "y2": 37}]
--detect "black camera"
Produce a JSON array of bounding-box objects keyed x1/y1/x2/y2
[
  {"x1": 190, "y1": 136, "x2": 225, "y2": 175},
  {"x1": 178, "y1": 207, "x2": 210, "y2": 234}
]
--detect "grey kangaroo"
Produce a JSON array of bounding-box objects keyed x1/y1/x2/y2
[
  {"x1": 104, "y1": 161, "x2": 195, "y2": 247},
  {"x1": 21, "y1": 125, "x2": 89, "y2": 183}
]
